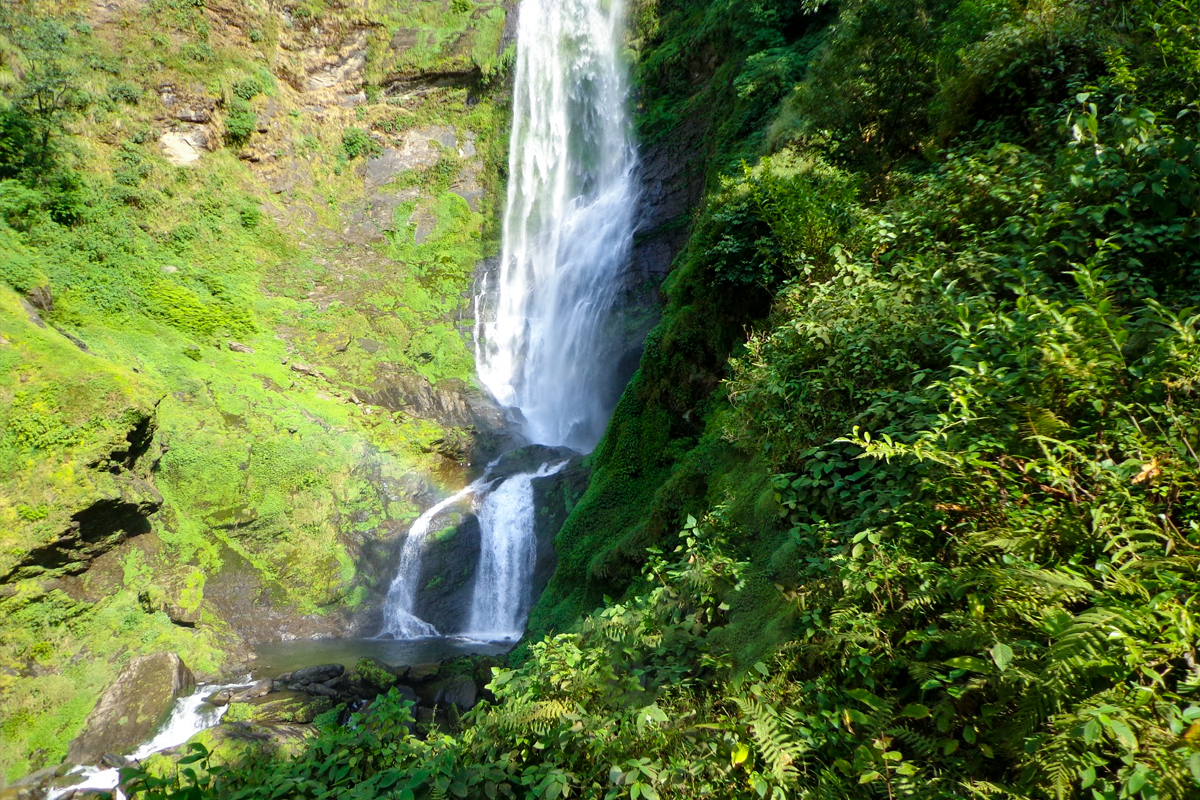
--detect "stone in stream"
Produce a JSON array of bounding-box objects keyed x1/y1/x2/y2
[
  {"x1": 229, "y1": 692, "x2": 333, "y2": 725},
  {"x1": 417, "y1": 677, "x2": 477, "y2": 711},
  {"x1": 66, "y1": 653, "x2": 195, "y2": 764},
  {"x1": 289, "y1": 663, "x2": 344, "y2": 685},
  {"x1": 227, "y1": 679, "x2": 273, "y2": 704},
  {"x1": 353, "y1": 657, "x2": 403, "y2": 691}
]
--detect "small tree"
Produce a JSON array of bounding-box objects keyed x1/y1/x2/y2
[{"x1": 0, "y1": 18, "x2": 87, "y2": 181}]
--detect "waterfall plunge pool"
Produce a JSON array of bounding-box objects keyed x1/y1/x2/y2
[{"x1": 250, "y1": 637, "x2": 513, "y2": 679}]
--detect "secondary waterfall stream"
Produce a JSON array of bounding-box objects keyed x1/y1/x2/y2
[{"x1": 380, "y1": 0, "x2": 637, "y2": 642}]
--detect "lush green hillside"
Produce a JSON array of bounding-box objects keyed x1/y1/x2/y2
[
  {"x1": 5, "y1": 0, "x2": 1200, "y2": 798},
  {"x1": 105, "y1": 0, "x2": 1200, "y2": 798},
  {"x1": 0, "y1": 0, "x2": 512, "y2": 780}
]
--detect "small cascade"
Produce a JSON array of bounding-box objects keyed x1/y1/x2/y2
[
  {"x1": 465, "y1": 462, "x2": 568, "y2": 640},
  {"x1": 47, "y1": 681, "x2": 247, "y2": 800},
  {"x1": 378, "y1": 482, "x2": 484, "y2": 639}
]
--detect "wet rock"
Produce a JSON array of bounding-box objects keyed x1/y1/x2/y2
[
  {"x1": 353, "y1": 657, "x2": 402, "y2": 691},
  {"x1": 100, "y1": 753, "x2": 132, "y2": 769},
  {"x1": 206, "y1": 688, "x2": 234, "y2": 707},
  {"x1": 530, "y1": 454, "x2": 590, "y2": 610},
  {"x1": 419, "y1": 677, "x2": 477, "y2": 711},
  {"x1": 394, "y1": 684, "x2": 419, "y2": 707},
  {"x1": 412, "y1": 512, "x2": 481, "y2": 634},
  {"x1": 234, "y1": 691, "x2": 332, "y2": 725},
  {"x1": 228, "y1": 679, "x2": 273, "y2": 704},
  {"x1": 291, "y1": 664, "x2": 344, "y2": 685},
  {"x1": 293, "y1": 682, "x2": 338, "y2": 699},
  {"x1": 489, "y1": 445, "x2": 579, "y2": 482},
  {"x1": 67, "y1": 653, "x2": 195, "y2": 764},
  {"x1": 407, "y1": 663, "x2": 441, "y2": 683},
  {"x1": 193, "y1": 721, "x2": 317, "y2": 765}
]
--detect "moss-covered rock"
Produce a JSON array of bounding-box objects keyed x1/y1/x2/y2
[
  {"x1": 225, "y1": 692, "x2": 333, "y2": 726},
  {"x1": 65, "y1": 653, "x2": 195, "y2": 765}
]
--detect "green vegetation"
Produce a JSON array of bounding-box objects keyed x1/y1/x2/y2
[
  {"x1": 118, "y1": 1, "x2": 1200, "y2": 799},
  {"x1": 0, "y1": 0, "x2": 510, "y2": 780}
]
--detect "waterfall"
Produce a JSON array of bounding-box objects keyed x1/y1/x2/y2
[
  {"x1": 378, "y1": 482, "x2": 482, "y2": 639},
  {"x1": 465, "y1": 462, "x2": 568, "y2": 640},
  {"x1": 475, "y1": 0, "x2": 639, "y2": 452},
  {"x1": 379, "y1": 0, "x2": 637, "y2": 642}
]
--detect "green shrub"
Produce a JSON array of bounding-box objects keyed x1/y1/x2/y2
[
  {"x1": 341, "y1": 127, "x2": 380, "y2": 160},
  {"x1": 224, "y1": 100, "x2": 256, "y2": 147},
  {"x1": 107, "y1": 80, "x2": 143, "y2": 105}
]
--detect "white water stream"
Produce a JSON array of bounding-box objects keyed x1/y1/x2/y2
[
  {"x1": 465, "y1": 462, "x2": 569, "y2": 639},
  {"x1": 47, "y1": 681, "x2": 248, "y2": 800},
  {"x1": 380, "y1": 0, "x2": 637, "y2": 643},
  {"x1": 378, "y1": 480, "x2": 486, "y2": 639},
  {"x1": 475, "y1": 0, "x2": 639, "y2": 452}
]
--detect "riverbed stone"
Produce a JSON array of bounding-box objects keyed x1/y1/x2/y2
[
  {"x1": 290, "y1": 664, "x2": 344, "y2": 685},
  {"x1": 230, "y1": 691, "x2": 333, "y2": 725},
  {"x1": 66, "y1": 653, "x2": 195, "y2": 764},
  {"x1": 419, "y1": 677, "x2": 477, "y2": 711},
  {"x1": 227, "y1": 679, "x2": 273, "y2": 704}
]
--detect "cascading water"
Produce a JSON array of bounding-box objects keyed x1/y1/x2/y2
[
  {"x1": 465, "y1": 462, "x2": 568, "y2": 640},
  {"x1": 379, "y1": 481, "x2": 484, "y2": 639},
  {"x1": 475, "y1": 0, "x2": 639, "y2": 452},
  {"x1": 47, "y1": 681, "x2": 248, "y2": 800},
  {"x1": 380, "y1": 0, "x2": 638, "y2": 642}
]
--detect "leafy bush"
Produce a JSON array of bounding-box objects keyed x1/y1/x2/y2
[
  {"x1": 224, "y1": 99, "x2": 256, "y2": 147},
  {"x1": 342, "y1": 127, "x2": 381, "y2": 160},
  {"x1": 107, "y1": 80, "x2": 143, "y2": 105}
]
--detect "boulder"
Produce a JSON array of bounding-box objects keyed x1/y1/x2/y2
[
  {"x1": 412, "y1": 513, "x2": 482, "y2": 634},
  {"x1": 227, "y1": 679, "x2": 273, "y2": 704},
  {"x1": 407, "y1": 662, "x2": 441, "y2": 683},
  {"x1": 229, "y1": 692, "x2": 332, "y2": 725},
  {"x1": 418, "y1": 677, "x2": 477, "y2": 711},
  {"x1": 67, "y1": 653, "x2": 195, "y2": 764},
  {"x1": 353, "y1": 657, "x2": 402, "y2": 691},
  {"x1": 289, "y1": 664, "x2": 344, "y2": 685}
]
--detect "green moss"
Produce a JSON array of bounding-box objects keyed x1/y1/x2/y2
[{"x1": 0, "y1": 0, "x2": 513, "y2": 780}]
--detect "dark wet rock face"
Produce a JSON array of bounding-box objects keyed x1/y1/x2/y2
[
  {"x1": 530, "y1": 454, "x2": 590, "y2": 607},
  {"x1": 66, "y1": 653, "x2": 195, "y2": 765},
  {"x1": 413, "y1": 512, "x2": 482, "y2": 633}
]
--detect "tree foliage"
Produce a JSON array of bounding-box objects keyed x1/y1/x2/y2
[{"x1": 120, "y1": 0, "x2": 1200, "y2": 798}]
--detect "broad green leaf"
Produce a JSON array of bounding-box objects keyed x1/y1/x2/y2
[
  {"x1": 858, "y1": 771, "x2": 883, "y2": 785},
  {"x1": 1187, "y1": 752, "x2": 1200, "y2": 785},
  {"x1": 900, "y1": 704, "x2": 930, "y2": 719},
  {"x1": 990, "y1": 643, "x2": 1014, "y2": 671},
  {"x1": 1107, "y1": 719, "x2": 1138, "y2": 751}
]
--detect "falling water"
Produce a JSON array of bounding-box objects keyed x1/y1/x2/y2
[
  {"x1": 380, "y1": 0, "x2": 637, "y2": 642},
  {"x1": 378, "y1": 482, "x2": 483, "y2": 639},
  {"x1": 465, "y1": 462, "x2": 568, "y2": 640},
  {"x1": 475, "y1": 0, "x2": 639, "y2": 452},
  {"x1": 47, "y1": 681, "x2": 248, "y2": 800}
]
